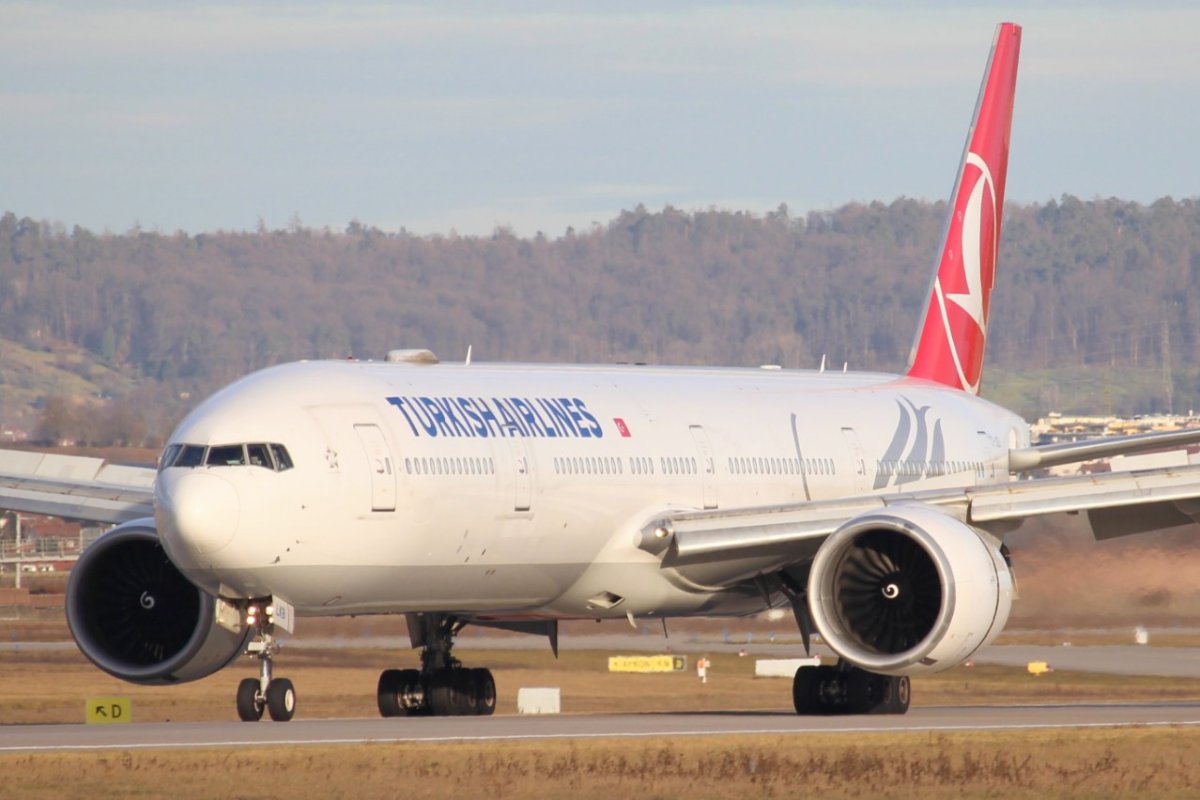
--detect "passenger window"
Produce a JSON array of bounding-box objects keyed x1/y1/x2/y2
[
  {"x1": 247, "y1": 443, "x2": 273, "y2": 469},
  {"x1": 207, "y1": 445, "x2": 246, "y2": 466},
  {"x1": 270, "y1": 444, "x2": 294, "y2": 471},
  {"x1": 176, "y1": 445, "x2": 207, "y2": 468}
]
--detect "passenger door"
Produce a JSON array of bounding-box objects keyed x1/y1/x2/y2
[{"x1": 354, "y1": 423, "x2": 396, "y2": 512}]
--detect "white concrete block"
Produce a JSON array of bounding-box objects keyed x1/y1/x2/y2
[
  {"x1": 517, "y1": 687, "x2": 561, "y2": 714},
  {"x1": 754, "y1": 657, "x2": 821, "y2": 678}
]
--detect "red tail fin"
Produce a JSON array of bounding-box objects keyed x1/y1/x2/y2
[{"x1": 906, "y1": 23, "x2": 1021, "y2": 394}]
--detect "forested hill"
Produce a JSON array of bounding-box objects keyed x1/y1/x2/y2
[{"x1": 1, "y1": 195, "x2": 1199, "y2": 444}]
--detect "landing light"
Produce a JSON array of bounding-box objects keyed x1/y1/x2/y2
[{"x1": 245, "y1": 603, "x2": 283, "y2": 628}]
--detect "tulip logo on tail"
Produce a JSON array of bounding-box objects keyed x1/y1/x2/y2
[
  {"x1": 907, "y1": 22, "x2": 1019, "y2": 395},
  {"x1": 932, "y1": 151, "x2": 998, "y2": 394}
]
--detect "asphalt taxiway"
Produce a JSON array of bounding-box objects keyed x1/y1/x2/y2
[{"x1": 4, "y1": 703, "x2": 1200, "y2": 754}]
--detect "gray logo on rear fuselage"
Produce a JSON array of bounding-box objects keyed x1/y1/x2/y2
[{"x1": 872, "y1": 397, "x2": 945, "y2": 490}]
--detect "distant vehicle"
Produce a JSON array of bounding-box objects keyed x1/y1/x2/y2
[{"x1": 5, "y1": 22, "x2": 1200, "y2": 722}]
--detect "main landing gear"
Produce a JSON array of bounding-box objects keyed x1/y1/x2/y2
[
  {"x1": 376, "y1": 614, "x2": 496, "y2": 717},
  {"x1": 792, "y1": 660, "x2": 910, "y2": 715},
  {"x1": 236, "y1": 602, "x2": 296, "y2": 722}
]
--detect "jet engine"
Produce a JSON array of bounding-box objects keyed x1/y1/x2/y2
[
  {"x1": 66, "y1": 520, "x2": 249, "y2": 684},
  {"x1": 807, "y1": 504, "x2": 1012, "y2": 676}
]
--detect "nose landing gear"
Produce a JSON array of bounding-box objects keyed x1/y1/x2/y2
[{"x1": 235, "y1": 601, "x2": 296, "y2": 722}]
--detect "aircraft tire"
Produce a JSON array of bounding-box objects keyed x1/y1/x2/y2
[
  {"x1": 453, "y1": 669, "x2": 478, "y2": 715},
  {"x1": 846, "y1": 668, "x2": 888, "y2": 714},
  {"x1": 377, "y1": 669, "x2": 404, "y2": 717},
  {"x1": 472, "y1": 668, "x2": 496, "y2": 716},
  {"x1": 816, "y1": 665, "x2": 841, "y2": 714},
  {"x1": 886, "y1": 676, "x2": 911, "y2": 715},
  {"x1": 791, "y1": 666, "x2": 820, "y2": 715},
  {"x1": 266, "y1": 677, "x2": 296, "y2": 722},
  {"x1": 398, "y1": 669, "x2": 423, "y2": 715},
  {"x1": 428, "y1": 672, "x2": 455, "y2": 716},
  {"x1": 236, "y1": 677, "x2": 264, "y2": 722}
]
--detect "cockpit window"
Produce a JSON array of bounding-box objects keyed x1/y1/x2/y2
[
  {"x1": 270, "y1": 443, "x2": 294, "y2": 471},
  {"x1": 246, "y1": 443, "x2": 272, "y2": 469},
  {"x1": 175, "y1": 445, "x2": 207, "y2": 468},
  {"x1": 161, "y1": 442, "x2": 293, "y2": 472},
  {"x1": 159, "y1": 444, "x2": 182, "y2": 471},
  {"x1": 207, "y1": 444, "x2": 246, "y2": 466}
]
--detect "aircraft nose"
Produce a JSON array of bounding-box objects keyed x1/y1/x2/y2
[{"x1": 157, "y1": 472, "x2": 241, "y2": 555}]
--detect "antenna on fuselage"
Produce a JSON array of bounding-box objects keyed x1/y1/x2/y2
[
  {"x1": 819, "y1": 354, "x2": 827, "y2": 373},
  {"x1": 465, "y1": 345, "x2": 473, "y2": 366}
]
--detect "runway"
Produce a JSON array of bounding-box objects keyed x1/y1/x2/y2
[{"x1": 4, "y1": 703, "x2": 1200, "y2": 754}]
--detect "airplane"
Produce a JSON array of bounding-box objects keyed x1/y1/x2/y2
[{"x1": 6, "y1": 20, "x2": 1200, "y2": 722}]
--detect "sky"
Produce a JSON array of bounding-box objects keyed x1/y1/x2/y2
[{"x1": 2, "y1": 1, "x2": 1198, "y2": 237}]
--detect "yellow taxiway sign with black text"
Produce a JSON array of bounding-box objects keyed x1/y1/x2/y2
[
  {"x1": 607, "y1": 655, "x2": 687, "y2": 673},
  {"x1": 86, "y1": 697, "x2": 131, "y2": 724}
]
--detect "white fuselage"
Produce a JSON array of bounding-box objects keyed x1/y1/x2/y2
[{"x1": 155, "y1": 360, "x2": 1029, "y2": 621}]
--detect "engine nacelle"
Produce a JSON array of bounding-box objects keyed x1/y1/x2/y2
[
  {"x1": 67, "y1": 519, "x2": 249, "y2": 684},
  {"x1": 808, "y1": 504, "x2": 1012, "y2": 676}
]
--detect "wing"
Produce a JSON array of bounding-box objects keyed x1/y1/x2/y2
[
  {"x1": 1009, "y1": 427, "x2": 1200, "y2": 471},
  {"x1": 643, "y1": 443, "x2": 1200, "y2": 589},
  {"x1": 0, "y1": 448, "x2": 156, "y2": 524}
]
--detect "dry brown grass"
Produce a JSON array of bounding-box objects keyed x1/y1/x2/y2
[{"x1": 4, "y1": 728, "x2": 1200, "y2": 799}]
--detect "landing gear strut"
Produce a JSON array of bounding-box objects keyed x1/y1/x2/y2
[
  {"x1": 377, "y1": 613, "x2": 496, "y2": 717},
  {"x1": 235, "y1": 601, "x2": 296, "y2": 722},
  {"x1": 792, "y1": 660, "x2": 909, "y2": 715}
]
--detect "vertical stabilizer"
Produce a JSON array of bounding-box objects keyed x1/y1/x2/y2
[{"x1": 906, "y1": 23, "x2": 1021, "y2": 394}]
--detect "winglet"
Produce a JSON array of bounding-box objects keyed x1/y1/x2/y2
[{"x1": 906, "y1": 23, "x2": 1021, "y2": 394}]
